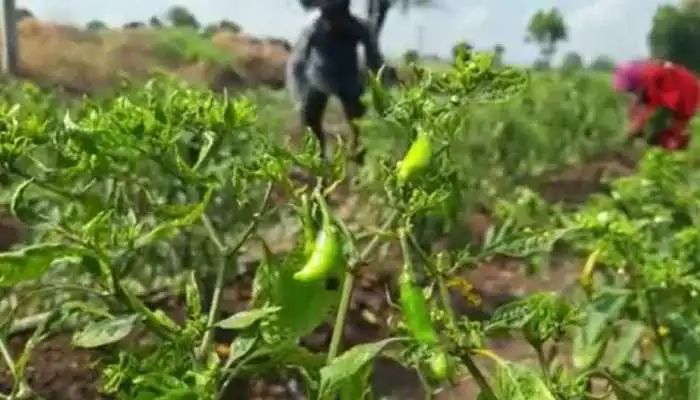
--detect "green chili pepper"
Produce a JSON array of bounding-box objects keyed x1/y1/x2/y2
[
  {"x1": 398, "y1": 230, "x2": 450, "y2": 381},
  {"x1": 293, "y1": 195, "x2": 344, "y2": 282},
  {"x1": 398, "y1": 230, "x2": 439, "y2": 345},
  {"x1": 397, "y1": 131, "x2": 433, "y2": 184}
]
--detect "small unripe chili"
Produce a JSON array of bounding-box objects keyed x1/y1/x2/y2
[
  {"x1": 293, "y1": 195, "x2": 344, "y2": 282},
  {"x1": 397, "y1": 130, "x2": 433, "y2": 184}
]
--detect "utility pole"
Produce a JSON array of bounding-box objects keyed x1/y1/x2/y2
[
  {"x1": 417, "y1": 24, "x2": 424, "y2": 54},
  {"x1": 0, "y1": 0, "x2": 16, "y2": 75}
]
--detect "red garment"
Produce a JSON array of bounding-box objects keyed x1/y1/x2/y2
[{"x1": 628, "y1": 61, "x2": 699, "y2": 150}]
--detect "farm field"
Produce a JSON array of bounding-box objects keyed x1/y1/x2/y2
[{"x1": 0, "y1": 47, "x2": 699, "y2": 400}]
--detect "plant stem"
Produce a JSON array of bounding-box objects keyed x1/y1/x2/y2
[
  {"x1": 0, "y1": 338, "x2": 16, "y2": 379},
  {"x1": 198, "y1": 183, "x2": 273, "y2": 359},
  {"x1": 628, "y1": 265, "x2": 671, "y2": 371},
  {"x1": 534, "y1": 342, "x2": 551, "y2": 384},
  {"x1": 589, "y1": 370, "x2": 641, "y2": 398},
  {"x1": 643, "y1": 290, "x2": 672, "y2": 369},
  {"x1": 326, "y1": 210, "x2": 399, "y2": 363},
  {"x1": 460, "y1": 350, "x2": 496, "y2": 400},
  {"x1": 202, "y1": 214, "x2": 226, "y2": 254}
]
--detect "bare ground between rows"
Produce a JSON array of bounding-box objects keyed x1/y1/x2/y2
[{"x1": 0, "y1": 149, "x2": 639, "y2": 400}]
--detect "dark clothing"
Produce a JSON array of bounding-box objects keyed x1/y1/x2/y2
[
  {"x1": 302, "y1": 87, "x2": 366, "y2": 129},
  {"x1": 286, "y1": 14, "x2": 383, "y2": 109},
  {"x1": 286, "y1": 10, "x2": 383, "y2": 161}
]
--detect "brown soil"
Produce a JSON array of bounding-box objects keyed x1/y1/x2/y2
[
  {"x1": 10, "y1": 18, "x2": 290, "y2": 95},
  {"x1": 0, "y1": 151, "x2": 639, "y2": 399}
]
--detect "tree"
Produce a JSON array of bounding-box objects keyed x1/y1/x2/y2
[
  {"x1": 589, "y1": 55, "x2": 616, "y2": 72},
  {"x1": 561, "y1": 51, "x2": 583, "y2": 71},
  {"x1": 649, "y1": 4, "x2": 700, "y2": 73},
  {"x1": 203, "y1": 20, "x2": 242, "y2": 38},
  {"x1": 366, "y1": 0, "x2": 432, "y2": 36},
  {"x1": 149, "y1": 16, "x2": 163, "y2": 28},
  {"x1": 86, "y1": 20, "x2": 108, "y2": 32},
  {"x1": 123, "y1": 21, "x2": 145, "y2": 30},
  {"x1": 526, "y1": 8, "x2": 567, "y2": 65},
  {"x1": 166, "y1": 5, "x2": 200, "y2": 29}
]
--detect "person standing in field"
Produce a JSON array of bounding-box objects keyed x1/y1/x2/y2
[
  {"x1": 613, "y1": 59, "x2": 700, "y2": 151},
  {"x1": 286, "y1": 0, "x2": 386, "y2": 163}
]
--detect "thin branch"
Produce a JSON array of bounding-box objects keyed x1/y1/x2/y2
[
  {"x1": 198, "y1": 183, "x2": 274, "y2": 359},
  {"x1": 327, "y1": 210, "x2": 399, "y2": 363},
  {"x1": 0, "y1": 338, "x2": 16, "y2": 379},
  {"x1": 406, "y1": 232, "x2": 457, "y2": 324}
]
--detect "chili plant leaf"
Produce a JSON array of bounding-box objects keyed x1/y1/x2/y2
[
  {"x1": 9, "y1": 177, "x2": 34, "y2": 218},
  {"x1": 72, "y1": 314, "x2": 141, "y2": 349},
  {"x1": 224, "y1": 334, "x2": 257, "y2": 369},
  {"x1": 215, "y1": 306, "x2": 280, "y2": 330},
  {"x1": 573, "y1": 288, "x2": 631, "y2": 369},
  {"x1": 133, "y1": 186, "x2": 214, "y2": 249},
  {"x1": 250, "y1": 249, "x2": 342, "y2": 342},
  {"x1": 319, "y1": 338, "x2": 398, "y2": 398},
  {"x1": 607, "y1": 322, "x2": 645, "y2": 369},
  {"x1": 689, "y1": 361, "x2": 700, "y2": 400},
  {"x1": 0, "y1": 243, "x2": 84, "y2": 287},
  {"x1": 491, "y1": 362, "x2": 555, "y2": 400},
  {"x1": 185, "y1": 271, "x2": 202, "y2": 320}
]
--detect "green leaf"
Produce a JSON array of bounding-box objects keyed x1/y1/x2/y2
[
  {"x1": 0, "y1": 244, "x2": 84, "y2": 287},
  {"x1": 689, "y1": 361, "x2": 700, "y2": 400},
  {"x1": 10, "y1": 178, "x2": 34, "y2": 218},
  {"x1": 72, "y1": 314, "x2": 141, "y2": 348},
  {"x1": 133, "y1": 187, "x2": 213, "y2": 249},
  {"x1": 573, "y1": 289, "x2": 630, "y2": 369},
  {"x1": 250, "y1": 250, "x2": 342, "y2": 342},
  {"x1": 122, "y1": 285, "x2": 179, "y2": 337},
  {"x1": 215, "y1": 306, "x2": 280, "y2": 330},
  {"x1": 185, "y1": 271, "x2": 202, "y2": 320},
  {"x1": 319, "y1": 338, "x2": 398, "y2": 397},
  {"x1": 492, "y1": 362, "x2": 555, "y2": 400},
  {"x1": 224, "y1": 335, "x2": 257, "y2": 369},
  {"x1": 192, "y1": 130, "x2": 216, "y2": 171},
  {"x1": 607, "y1": 322, "x2": 645, "y2": 369},
  {"x1": 487, "y1": 292, "x2": 578, "y2": 345},
  {"x1": 339, "y1": 365, "x2": 373, "y2": 400}
]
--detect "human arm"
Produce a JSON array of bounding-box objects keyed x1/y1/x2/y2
[
  {"x1": 286, "y1": 24, "x2": 316, "y2": 103},
  {"x1": 289, "y1": 25, "x2": 315, "y2": 70},
  {"x1": 626, "y1": 102, "x2": 656, "y2": 139},
  {"x1": 357, "y1": 19, "x2": 384, "y2": 74}
]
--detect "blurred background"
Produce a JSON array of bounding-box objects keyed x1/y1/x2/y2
[{"x1": 2, "y1": 0, "x2": 698, "y2": 95}]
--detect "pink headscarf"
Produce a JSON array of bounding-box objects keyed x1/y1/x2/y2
[{"x1": 613, "y1": 60, "x2": 647, "y2": 93}]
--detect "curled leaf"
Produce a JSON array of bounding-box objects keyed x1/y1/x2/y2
[
  {"x1": 72, "y1": 314, "x2": 141, "y2": 348},
  {"x1": 0, "y1": 244, "x2": 84, "y2": 287},
  {"x1": 215, "y1": 306, "x2": 280, "y2": 330}
]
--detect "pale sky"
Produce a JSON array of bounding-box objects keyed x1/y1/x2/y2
[{"x1": 17, "y1": 0, "x2": 679, "y2": 65}]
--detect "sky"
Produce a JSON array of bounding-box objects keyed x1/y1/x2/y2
[{"x1": 16, "y1": 0, "x2": 680, "y2": 65}]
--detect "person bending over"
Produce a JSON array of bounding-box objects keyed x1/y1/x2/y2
[{"x1": 613, "y1": 59, "x2": 699, "y2": 151}]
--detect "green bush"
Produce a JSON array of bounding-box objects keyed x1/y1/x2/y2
[{"x1": 152, "y1": 28, "x2": 233, "y2": 66}]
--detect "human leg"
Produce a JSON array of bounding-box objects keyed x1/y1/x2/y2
[
  {"x1": 302, "y1": 88, "x2": 330, "y2": 159},
  {"x1": 339, "y1": 91, "x2": 367, "y2": 163}
]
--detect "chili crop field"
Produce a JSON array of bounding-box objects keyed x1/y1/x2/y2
[{"x1": 1, "y1": 53, "x2": 699, "y2": 400}]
